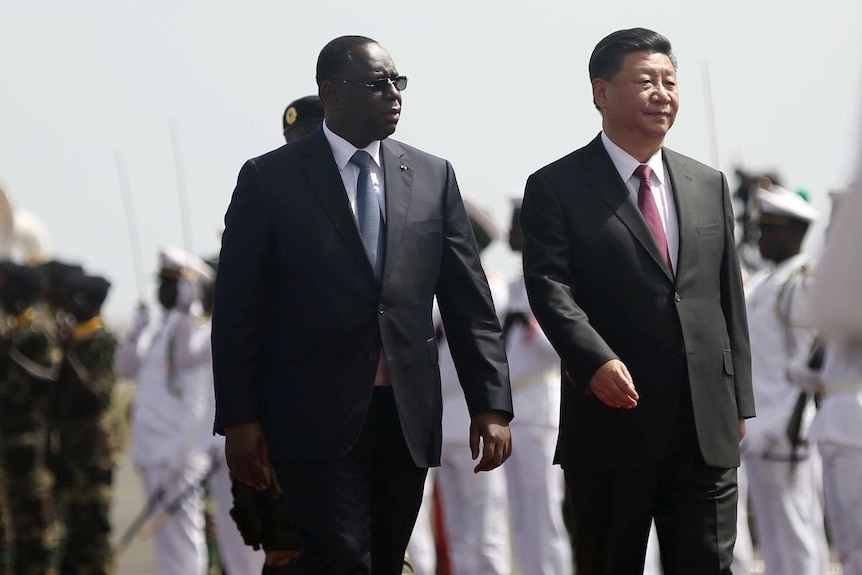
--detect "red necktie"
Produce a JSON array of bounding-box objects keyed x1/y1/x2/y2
[{"x1": 634, "y1": 164, "x2": 673, "y2": 273}]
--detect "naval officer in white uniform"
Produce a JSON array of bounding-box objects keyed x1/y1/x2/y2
[
  {"x1": 743, "y1": 187, "x2": 829, "y2": 575},
  {"x1": 115, "y1": 246, "x2": 214, "y2": 575},
  {"x1": 503, "y1": 197, "x2": 572, "y2": 575}
]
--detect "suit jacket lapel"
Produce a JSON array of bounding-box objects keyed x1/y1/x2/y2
[
  {"x1": 380, "y1": 139, "x2": 412, "y2": 285},
  {"x1": 582, "y1": 136, "x2": 674, "y2": 282},
  {"x1": 300, "y1": 129, "x2": 377, "y2": 282},
  {"x1": 663, "y1": 149, "x2": 695, "y2": 281}
]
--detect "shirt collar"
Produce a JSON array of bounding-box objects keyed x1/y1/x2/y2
[
  {"x1": 323, "y1": 122, "x2": 382, "y2": 171},
  {"x1": 601, "y1": 131, "x2": 667, "y2": 187}
]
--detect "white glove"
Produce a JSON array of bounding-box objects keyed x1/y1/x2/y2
[
  {"x1": 127, "y1": 305, "x2": 150, "y2": 340},
  {"x1": 176, "y1": 279, "x2": 200, "y2": 313}
]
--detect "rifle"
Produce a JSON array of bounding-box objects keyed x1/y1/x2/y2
[
  {"x1": 112, "y1": 485, "x2": 167, "y2": 558},
  {"x1": 784, "y1": 337, "x2": 824, "y2": 480},
  {"x1": 138, "y1": 460, "x2": 222, "y2": 540},
  {"x1": 784, "y1": 391, "x2": 811, "y2": 481}
]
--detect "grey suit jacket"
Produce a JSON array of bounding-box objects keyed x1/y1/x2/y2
[
  {"x1": 521, "y1": 134, "x2": 754, "y2": 470},
  {"x1": 212, "y1": 128, "x2": 512, "y2": 467}
]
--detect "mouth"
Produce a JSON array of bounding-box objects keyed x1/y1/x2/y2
[{"x1": 646, "y1": 112, "x2": 672, "y2": 125}]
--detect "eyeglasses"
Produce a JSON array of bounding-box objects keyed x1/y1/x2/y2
[{"x1": 338, "y1": 75, "x2": 408, "y2": 92}]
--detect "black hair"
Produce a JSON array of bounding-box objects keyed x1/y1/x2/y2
[
  {"x1": 316, "y1": 35, "x2": 378, "y2": 87},
  {"x1": 589, "y1": 28, "x2": 677, "y2": 81}
]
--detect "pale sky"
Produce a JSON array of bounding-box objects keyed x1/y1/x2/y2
[{"x1": 2, "y1": 1, "x2": 861, "y2": 323}]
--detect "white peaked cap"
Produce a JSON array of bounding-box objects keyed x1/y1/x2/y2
[
  {"x1": 158, "y1": 244, "x2": 215, "y2": 284},
  {"x1": 462, "y1": 196, "x2": 499, "y2": 242},
  {"x1": 757, "y1": 185, "x2": 820, "y2": 223}
]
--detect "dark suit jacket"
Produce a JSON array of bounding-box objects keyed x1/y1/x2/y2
[
  {"x1": 521, "y1": 134, "x2": 754, "y2": 471},
  {"x1": 211, "y1": 128, "x2": 512, "y2": 467}
]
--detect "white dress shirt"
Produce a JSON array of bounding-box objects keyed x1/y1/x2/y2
[
  {"x1": 322, "y1": 121, "x2": 391, "y2": 385},
  {"x1": 323, "y1": 121, "x2": 386, "y2": 222},
  {"x1": 601, "y1": 132, "x2": 679, "y2": 272}
]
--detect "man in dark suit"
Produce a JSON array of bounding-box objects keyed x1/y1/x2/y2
[
  {"x1": 211, "y1": 35, "x2": 513, "y2": 575},
  {"x1": 520, "y1": 28, "x2": 754, "y2": 575}
]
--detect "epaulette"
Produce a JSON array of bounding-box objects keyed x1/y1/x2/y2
[
  {"x1": 72, "y1": 317, "x2": 105, "y2": 341},
  {"x1": 775, "y1": 261, "x2": 816, "y2": 328}
]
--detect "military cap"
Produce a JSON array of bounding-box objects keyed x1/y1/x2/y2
[
  {"x1": 0, "y1": 260, "x2": 43, "y2": 293},
  {"x1": 66, "y1": 273, "x2": 111, "y2": 307},
  {"x1": 757, "y1": 186, "x2": 820, "y2": 226},
  {"x1": 158, "y1": 245, "x2": 215, "y2": 284},
  {"x1": 282, "y1": 95, "x2": 324, "y2": 136},
  {"x1": 38, "y1": 259, "x2": 85, "y2": 285}
]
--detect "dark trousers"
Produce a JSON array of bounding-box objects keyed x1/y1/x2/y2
[
  {"x1": 274, "y1": 387, "x2": 427, "y2": 575},
  {"x1": 566, "y1": 392, "x2": 738, "y2": 575}
]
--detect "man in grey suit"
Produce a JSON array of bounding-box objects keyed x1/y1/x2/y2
[
  {"x1": 520, "y1": 28, "x2": 754, "y2": 575},
  {"x1": 211, "y1": 35, "x2": 513, "y2": 575}
]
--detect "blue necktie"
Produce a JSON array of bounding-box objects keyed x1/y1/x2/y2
[{"x1": 350, "y1": 150, "x2": 384, "y2": 279}]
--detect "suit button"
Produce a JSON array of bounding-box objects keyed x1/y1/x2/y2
[
  {"x1": 674, "y1": 292, "x2": 682, "y2": 302},
  {"x1": 378, "y1": 304, "x2": 385, "y2": 314}
]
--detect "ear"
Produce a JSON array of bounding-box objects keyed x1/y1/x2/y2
[
  {"x1": 320, "y1": 81, "x2": 339, "y2": 107},
  {"x1": 592, "y1": 77, "x2": 608, "y2": 111}
]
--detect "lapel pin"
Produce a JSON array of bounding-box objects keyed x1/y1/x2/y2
[{"x1": 400, "y1": 164, "x2": 408, "y2": 171}]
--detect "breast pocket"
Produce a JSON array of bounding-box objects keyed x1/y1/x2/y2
[{"x1": 413, "y1": 217, "x2": 443, "y2": 235}]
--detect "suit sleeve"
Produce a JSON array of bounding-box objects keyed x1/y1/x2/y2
[
  {"x1": 211, "y1": 159, "x2": 273, "y2": 433},
  {"x1": 520, "y1": 172, "x2": 618, "y2": 392},
  {"x1": 434, "y1": 162, "x2": 513, "y2": 420},
  {"x1": 718, "y1": 172, "x2": 755, "y2": 418}
]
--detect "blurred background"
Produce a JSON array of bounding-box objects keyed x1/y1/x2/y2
[{"x1": 2, "y1": 0, "x2": 861, "y2": 324}]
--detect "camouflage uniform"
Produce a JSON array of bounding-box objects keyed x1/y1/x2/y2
[
  {"x1": 0, "y1": 338, "x2": 10, "y2": 574},
  {"x1": 0, "y1": 435, "x2": 11, "y2": 575},
  {"x1": 0, "y1": 308, "x2": 62, "y2": 575},
  {"x1": 52, "y1": 317, "x2": 117, "y2": 575}
]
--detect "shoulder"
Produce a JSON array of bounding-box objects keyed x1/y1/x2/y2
[
  {"x1": 384, "y1": 138, "x2": 449, "y2": 167},
  {"x1": 245, "y1": 130, "x2": 326, "y2": 173},
  {"x1": 16, "y1": 315, "x2": 54, "y2": 344},
  {"x1": 663, "y1": 147, "x2": 723, "y2": 180},
  {"x1": 530, "y1": 135, "x2": 602, "y2": 181},
  {"x1": 782, "y1": 256, "x2": 816, "y2": 288},
  {"x1": 91, "y1": 327, "x2": 119, "y2": 350}
]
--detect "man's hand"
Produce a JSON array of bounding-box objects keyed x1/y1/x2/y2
[
  {"x1": 738, "y1": 418, "x2": 746, "y2": 442},
  {"x1": 469, "y1": 410, "x2": 512, "y2": 473},
  {"x1": 589, "y1": 359, "x2": 639, "y2": 409},
  {"x1": 225, "y1": 422, "x2": 271, "y2": 490}
]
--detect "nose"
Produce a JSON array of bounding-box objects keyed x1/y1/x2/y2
[
  {"x1": 384, "y1": 88, "x2": 401, "y2": 107},
  {"x1": 383, "y1": 81, "x2": 402, "y2": 100},
  {"x1": 651, "y1": 86, "x2": 670, "y2": 103}
]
